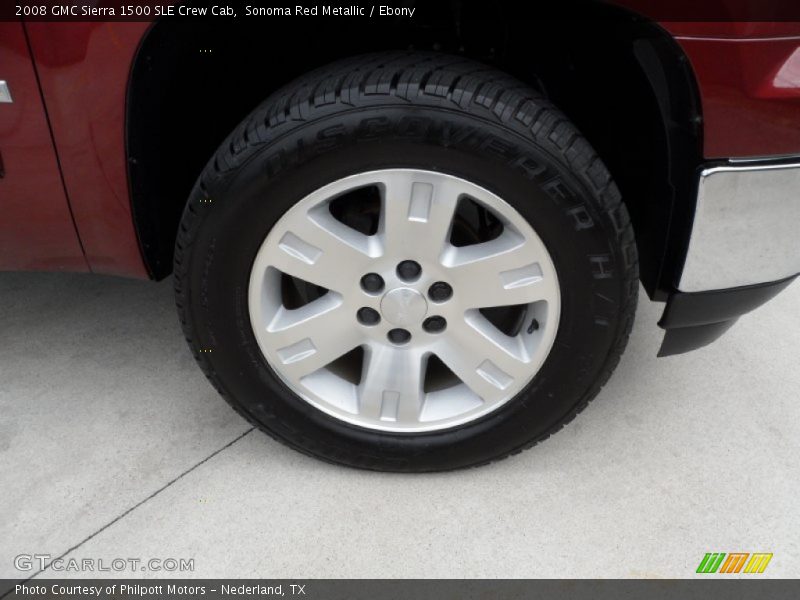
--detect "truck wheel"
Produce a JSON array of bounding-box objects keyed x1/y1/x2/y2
[{"x1": 174, "y1": 53, "x2": 638, "y2": 471}]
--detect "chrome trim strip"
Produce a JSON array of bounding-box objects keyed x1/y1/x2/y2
[
  {"x1": 680, "y1": 161, "x2": 800, "y2": 292},
  {"x1": 727, "y1": 155, "x2": 800, "y2": 164}
]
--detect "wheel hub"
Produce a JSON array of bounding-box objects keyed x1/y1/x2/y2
[{"x1": 380, "y1": 287, "x2": 428, "y2": 327}]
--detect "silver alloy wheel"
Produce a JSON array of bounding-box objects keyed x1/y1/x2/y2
[{"x1": 248, "y1": 169, "x2": 561, "y2": 432}]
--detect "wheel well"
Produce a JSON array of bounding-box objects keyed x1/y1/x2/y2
[{"x1": 127, "y1": 2, "x2": 702, "y2": 299}]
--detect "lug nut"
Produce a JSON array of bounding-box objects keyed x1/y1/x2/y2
[
  {"x1": 360, "y1": 273, "x2": 384, "y2": 294},
  {"x1": 423, "y1": 316, "x2": 447, "y2": 333},
  {"x1": 387, "y1": 328, "x2": 411, "y2": 345},
  {"x1": 428, "y1": 281, "x2": 453, "y2": 302},
  {"x1": 396, "y1": 260, "x2": 421, "y2": 282},
  {"x1": 357, "y1": 307, "x2": 381, "y2": 326}
]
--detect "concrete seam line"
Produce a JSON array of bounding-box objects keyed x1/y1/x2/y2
[{"x1": 15, "y1": 426, "x2": 256, "y2": 585}]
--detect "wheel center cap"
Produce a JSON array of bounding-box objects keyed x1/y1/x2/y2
[{"x1": 380, "y1": 287, "x2": 427, "y2": 326}]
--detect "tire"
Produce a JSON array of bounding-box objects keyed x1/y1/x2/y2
[{"x1": 174, "y1": 52, "x2": 638, "y2": 472}]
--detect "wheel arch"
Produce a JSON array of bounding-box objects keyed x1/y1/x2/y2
[{"x1": 126, "y1": 2, "x2": 702, "y2": 299}]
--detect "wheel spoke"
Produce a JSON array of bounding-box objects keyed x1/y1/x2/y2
[
  {"x1": 266, "y1": 295, "x2": 362, "y2": 380},
  {"x1": 433, "y1": 313, "x2": 531, "y2": 403},
  {"x1": 378, "y1": 171, "x2": 460, "y2": 261},
  {"x1": 267, "y1": 205, "x2": 377, "y2": 292},
  {"x1": 358, "y1": 345, "x2": 427, "y2": 424},
  {"x1": 443, "y1": 231, "x2": 557, "y2": 308}
]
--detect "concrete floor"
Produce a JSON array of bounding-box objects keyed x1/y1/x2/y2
[{"x1": 1, "y1": 271, "x2": 798, "y2": 579}]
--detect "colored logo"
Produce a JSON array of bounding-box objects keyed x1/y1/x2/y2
[{"x1": 696, "y1": 552, "x2": 773, "y2": 574}]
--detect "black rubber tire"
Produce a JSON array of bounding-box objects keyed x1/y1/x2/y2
[{"x1": 174, "y1": 52, "x2": 638, "y2": 472}]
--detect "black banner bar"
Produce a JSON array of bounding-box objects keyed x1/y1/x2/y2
[
  {"x1": 2, "y1": 580, "x2": 800, "y2": 600},
  {"x1": 6, "y1": 0, "x2": 800, "y2": 22}
]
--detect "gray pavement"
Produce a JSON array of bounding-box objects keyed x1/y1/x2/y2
[{"x1": 1, "y1": 272, "x2": 798, "y2": 578}]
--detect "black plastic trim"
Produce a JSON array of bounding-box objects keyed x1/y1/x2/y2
[
  {"x1": 658, "y1": 275, "x2": 797, "y2": 356},
  {"x1": 658, "y1": 320, "x2": 737, "y2": 357}
]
